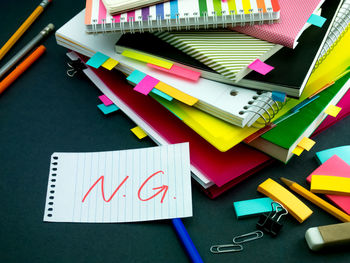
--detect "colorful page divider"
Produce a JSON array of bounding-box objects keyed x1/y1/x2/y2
[
  {"x1": 87, "y1": 52, "x2": 109, "y2": 68},
  {"x1": 325, "y1": 105, "x2": 342, "y2": 117},
  {"x1": 102, "y1": 57, "x2": 119, "y2": 70},
  {"x1": 307, "y1": 14, "x2": 327, "y2": 28},
  {"x1": 122, "y1": 50, "x2": 173, "y2": 69},
  {"x1": 147, "y1": 63, "x2": 201, "y2": 82},
  {"x1": 130, "y1": 126, "x2": 148, "y2": 139},
  {"x1": 298, "y1": 137, "x2": 316, "y2": 151},
  {"x1": 292, "y1": 146, "x2": 304, "y2": 156},
  {"x1": 151, "y1": 88, "x2": 173, "y2": 101},
  {"x1": 134, "y1": 75, "x2": 160, "y2": 95},
  {"x1": 97, "y1": 103, "x2": 119, "y2": 114},
  {"x1": 126, "y1": 69, "x2": 147, "y2": 84},
  {"x1": 248, "y1": 59, "x2": 274, "y2": 75},
  {"x1": 272, "y1": 91, "x2": 286, "y2": 103},
  {"x1": 99, "y1": 94, "x2": 114, "y2": 106}
]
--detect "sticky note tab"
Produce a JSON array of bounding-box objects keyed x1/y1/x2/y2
[
  {"x1": 154, "y1": 82, "x2": 198, "y2": 106},
  {"x1": 316, "y1": 146, "x2": 350, "y2": 165},
  {"x1": 151, "y1": 88, "x2": 173, "y2": 101},
  {"x1": 233, "y1": 197, "x2": 274, "y2": 219},
  {"x1": 292, "y1": 146, "x2": 304, "y2": 156},
  {"x1": 102, "y1": 58, "x2": 119, "y2": 70},
  {"x1": 308, "y1": 14, "x2": 327, "y2": 27},
  {"x1": 97, "y1": 103, "x2": 119, "y2": 114},
  {"x1": 131, "y1": 126, "x2": 147, "y2": 139},
  {"x1": 325, "y1": 105, "x2": 342, "y2": 117},
  {"x1": 298, "y1": 137, "x2": 316, "y2": 151},
  {"x1": 122, "y1": 50, "x2": 173, "y2": 69},
  {"x1": 258, "y1": 178, "x2": 313, "y2": 223},
  {"x1": 134, "y1": 75, "x2": 160, "y2": 95},
  {"x1": 98, "y1": 95, "x2": 114, "y2": 106},
  {"x1": 86, "y1": 52, "x2": 109, "y2": 68},
  {"x1": 248, "y1": 59, "x2": 274, "y2": 75},
  {"x1": 272, "y1": 91, "x2": 286, "y2": 102},
  {"x1": 311, "y1": 175, "x2": 350, "y2": 196},
  {"x1": 148, "y1": 63, "x2": 201, "y2": 81},
  {"x1": 126, "y1": 70, "x2": 147, "y2": 84}
]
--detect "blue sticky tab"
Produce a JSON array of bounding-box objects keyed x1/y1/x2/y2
[
  {"x1": 316, "y1": 146, "x2": 350, "y2": 165},
  {"x1": 97, "y1": 103, "x2": 119, "y2": 114},
  {"x1": 307, "y1": 14, "x2": 327, "y2": 27},
  {"x1": 151, "y1": 88, "x2": 173, "y2": 101},
  {"x1": 86, "y1": 52, "x2": 109, "y2": 68},
  {"x1": 126, "y1": 70, "x2": 147, "y2": 84},
  {"x1": 290, "y1": 95, "x2": 320, "y2": 113},
  {"x1": 272, "y1": 91, "x2": 286, "y2": 102},
  {"x1": 233, "y1": 197, "x2": 274, "y2": 219}
]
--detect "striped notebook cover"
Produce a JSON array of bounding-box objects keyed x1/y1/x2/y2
[
  {"x1": 85, "y1": 0, "x2": 281, "y2": 33},
  {"x1": 155, "y1": 31, "x2": 283, "y2": 82}
]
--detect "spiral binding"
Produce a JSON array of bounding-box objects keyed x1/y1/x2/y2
[
  {"x1": 90, "y1": 8, "x2": 277, "y2": 34},
  {"x1": 238, "y1": 91, "x2": 286, "y2": 128},
  {"x1": 45, "y1": 155, "x2": 59, "y2": 218}
]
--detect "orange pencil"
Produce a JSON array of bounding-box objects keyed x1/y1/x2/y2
[
  {"x1": 0, "y1": 45, "x2": 46, "y2": 95},
  {"x1": 0, "y1": 0, "x2": 51, "y2": 60}
]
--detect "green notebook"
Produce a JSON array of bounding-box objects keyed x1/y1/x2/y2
[{"x1": 248, "y1": 69, "x2": 350, "y2": 163}]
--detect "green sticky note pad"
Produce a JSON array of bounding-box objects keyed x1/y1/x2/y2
[{"x1": 233, "y1": 197, "x2": 274, "y2": 219}]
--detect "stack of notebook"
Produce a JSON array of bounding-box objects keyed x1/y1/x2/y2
[{"x1": 55, "y1": 0, "x2": 350, "y2": 198}]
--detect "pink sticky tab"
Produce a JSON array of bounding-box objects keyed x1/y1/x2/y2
[
  {"x1": 99, "y1": 95, "x2": 113, "y2": 106},
  {"x1": 248, "y1": 59, "x2": 274, "y2": 75},
  {"x1": 148, "y1": 64, "x2": 201, "y2": 81},
  {"x1": 134, "y1": 75, "x2": 160, "y2": 95}
]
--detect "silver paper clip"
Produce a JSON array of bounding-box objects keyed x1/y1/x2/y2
[{"x1": 210, "y1": 243, "x2": 243, "y2": 254}]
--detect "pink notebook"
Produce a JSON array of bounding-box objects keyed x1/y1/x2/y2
[
  {"x1": 306, "y1": 155, "x2": 350, "y2": 215},
  {"x1": 231, "y1": 0, "x2": 324, "y2": 48}
]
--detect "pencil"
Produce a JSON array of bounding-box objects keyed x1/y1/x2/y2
[
  {"x1": 0, "y1": 0, "x2": 51, "y2": 61},
  {"x1": 280, "y1": 177, "x2": 350, "y2": 223},
  {"x1": 0, "y1": 45, "x2": 46, "y2": 95}
]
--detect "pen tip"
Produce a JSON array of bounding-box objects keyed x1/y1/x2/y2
[{"x1": 280, "y1": 177, "x2": 294, "y2": 187}]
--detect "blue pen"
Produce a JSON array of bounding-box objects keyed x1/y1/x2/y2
[{"x1": 172, "y1": 218, "x2": 204, "y2": 263}]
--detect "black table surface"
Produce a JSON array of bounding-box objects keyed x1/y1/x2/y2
[{"x1": 1, "y1": 1, "x2": 349, "y2": 262}]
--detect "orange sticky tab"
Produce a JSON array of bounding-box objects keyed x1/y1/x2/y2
[
  {"x1": 154, "y1": 81, "x2": 198, "y2": 106},
  {"x1": 298, "y1": 137, "x2": 316, "y2": 151},
  {"x1": 292, "y1": 146, "x2": 304, "y2": 156},
  {"x1": 325, "y1": 105, "x2": 342, "y2": 117}
]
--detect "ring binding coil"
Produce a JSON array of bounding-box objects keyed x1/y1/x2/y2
[
  {"x1": 240, "y1": 91, "x2": 286, "y2": 128},
  {"x1": 45, "y1": 155, "x2": 59, "y2": 219}
]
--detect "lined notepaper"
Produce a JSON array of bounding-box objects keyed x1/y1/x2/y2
[{"x1": 43, "y1": 143, "x2": 192, "y2": 223}]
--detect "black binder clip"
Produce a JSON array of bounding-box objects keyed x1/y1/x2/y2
[
  {"x1": 256, "y1": 202, "x2": 288, "y2": 236},
  {"x1": 66, "y1": 59, "x2": 87, "y2": 77}
]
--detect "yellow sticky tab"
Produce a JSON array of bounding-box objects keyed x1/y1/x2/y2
[
  {"x1": 102, "y1": 58, "x2": 119, "y2": 70},
  {"x1": 131, "y1": 126, "x2": 147, "y2": 139},
  {"x1": 155, "y1": 81, "x2": 198, "y2": 106},
  {"x1": 311, "y1": 175, "x2": 350, "y2": 196},
  {"x1": 325, "y1": 104, "x2": 342, "y2": 117},
  {"x1": 298, "y1": 137, "x2": 316, "y2": 151},
  {"x1": 258, "y1": 178, "x2": 313, "y2": 223},
  {"x1": 122, "y1": 50, "x2": 173, "y2": 69},
  {"x1": 292, "y1": 146, "x2": 304, "y2": 156}
]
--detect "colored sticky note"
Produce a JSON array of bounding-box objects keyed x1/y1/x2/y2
[
  {"x1": 122, "y1": 50, "x2": 173, "y2": 69},
  {"x1": 102, "y1": 58, "x2": 119, "y2": 70},
  {"x1": 233, "y1": 197, "x2": 274, "y2": 219},
  {"x1": 316, "y1": 146, "x2": 350, "y2": 165},
  {"x1": 98, "y1": 95, "x2": 114, "y2": 106},
  {"x1": 126, "y1": 70, "x2": 147, "y2": 84},
  {"x1": 154, "y1": 82, "x2": 198, "y2": 106},
  {"x1": 272, "y1": 91, "x2": 286, "y2": 102},
  {"x1": 97, "y1": 103, "x2": 119, "y2": 114},
  {"x1": 292, "y1": 146, "x2": 304, "y2": 156},
  {"x1": 131, "y1": 126, "x2": 147, "y2": 139},
  {"x1": 86, "y1": 52, "x2": 109, "y2": 68},
  {"x1": 151, "y1": 88, "x2": 173, "y2": 101},
  {"x1": 148, "y1": 63, "x2": 201, "y2": 81},
  {"x1": 307, "y1": 14, "x2": 327, "y2": 28},
  {"x1": 298, "y1": 137, "x2": 316, "y2": 151},
  {"x1": 325, "y1": 104, "x2": 342, "y2": 117},
  {"x1": 248, "y1": 59, "x2": 274, "y2": 75},
  {"x1": 258, "y1": 178, "x2": 313, "y2": 223},
  {"x1": 311, "y1": 175, "x2": 350, "y2": 196},
  {"x1": 134, "y1": 75, "x2": 160, "y2": 95},
  {"x1": 306, "y1": 155, "x2": 350, "y2": 215}
]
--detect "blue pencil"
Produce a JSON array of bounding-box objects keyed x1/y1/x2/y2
[{"x1": 171, "y1": 218, "x2": 203, "y2": 263}]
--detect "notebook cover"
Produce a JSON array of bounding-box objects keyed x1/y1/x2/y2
[{"x1": 306, "y1": 155, "x2": 350, "y2": 214}]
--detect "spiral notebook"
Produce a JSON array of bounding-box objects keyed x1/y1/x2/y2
[
  {"x1": 102, "y1": 0, "x2": 169, "y2": 14},
  {"x1": 85, "y1": 0, "x2": 281, "y2": 33}
]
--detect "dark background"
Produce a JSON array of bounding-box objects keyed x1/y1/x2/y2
[{"x1": 0, "y1": 1, "x2": 349, "y2": 262}]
